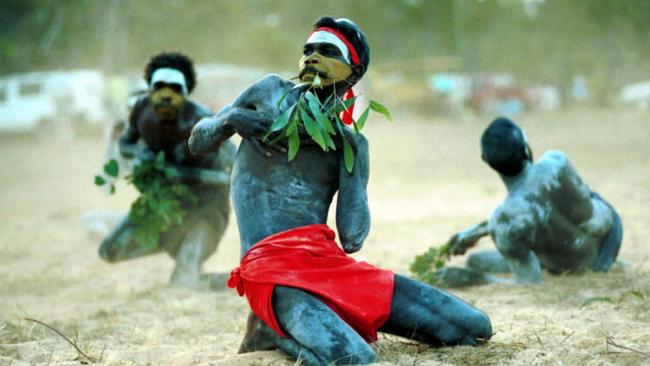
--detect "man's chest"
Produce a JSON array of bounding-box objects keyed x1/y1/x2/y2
[{"x1": 137, "y1": 109, "x2": 193, "y2": 149}]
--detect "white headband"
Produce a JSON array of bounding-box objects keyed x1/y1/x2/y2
[
  {"x1": 305, "y1": 31, "x2": 350, "y2": 63},
  {"x1": 150, "y1": 68, "x2": 188, "y2": 95}
]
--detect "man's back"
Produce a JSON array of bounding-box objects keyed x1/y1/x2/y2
[{"x1": 490, "y1": 150, "x2": 612, "y2": 272}]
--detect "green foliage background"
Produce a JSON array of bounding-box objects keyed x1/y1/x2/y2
[{"x1": 2, "y1": 0, "x2": 649, "y2": 102}]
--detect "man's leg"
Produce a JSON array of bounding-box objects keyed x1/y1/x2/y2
[
  {"x1": 467, "y1": 250, "x2": 511, "y2": 273},
  {"x1": 380, "y1": 274, "x2": 492, "y2": 345},
  {"x1": 439, "y1": 251, "x2": 515, "y2": 287},
  {"x1": 201, "y1": 209, "x2": 230, "y2": 289},
  {"x1": 99, "y1": 215, "x2": 161, "y2": 262},
  {"x1": 590, "y1": 192, "x2": 623, "y2": 272},
  {"x1": 238, "y1": 312, "x2": 323, "y2": 366},
  {"x1": 168, "y1": 219, "x2": 221, "y2": 290},
  {"x1": 272, "y1": 286, "x2": 376, "y2": 366}
]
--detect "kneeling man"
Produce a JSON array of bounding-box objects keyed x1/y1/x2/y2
[
  {"x1": 441, "y1": 117, "x2": 623, "y2": 287},
  {"x1": 190, "y1": 16, "x2": 491, "y2": 366},
  {"x1": 99, "y1": 52, "x2": 235, "y2": 290}
]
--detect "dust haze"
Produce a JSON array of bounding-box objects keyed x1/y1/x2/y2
[{"x1": 1, "y1": 1, "x2": 649, "y2": 365}]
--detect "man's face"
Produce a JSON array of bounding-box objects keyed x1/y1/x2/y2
[
  {"x1": 299, "y1": 42, "x2": 352, "y2": 87},
  {"x1": 149, "y1": 81, "x2": 185, "y2": 120}
]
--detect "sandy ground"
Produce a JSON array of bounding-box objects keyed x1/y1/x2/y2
[{"x1": 1, "y1": 108, "x2": 649, "y2": 365}]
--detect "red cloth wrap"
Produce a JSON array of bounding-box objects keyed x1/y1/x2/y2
[{"x1": 227, "y1": 224, "x2": 394, "y2": 343}]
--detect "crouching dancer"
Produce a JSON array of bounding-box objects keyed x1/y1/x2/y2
[
  {"x1": 189, "y1": 17, "x2": 491, "y2": 365},
  {"x1": 439, "y1": 117, "x2": 623, "y2": 287},
  {"x1": 99, "y1": 52, "x2": 235, "y2": 290}
]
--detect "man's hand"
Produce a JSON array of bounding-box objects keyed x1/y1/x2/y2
[
  {"x1": 342, "y1": 238, "x2": 363, "y2": 254},
  {"x1": 227, "y1": 108, "x2": 274, "y2": 140},
  {"x1": 447, "y1": 221, "x2": 489, "y2": 255},
  {"x1": 134, "y1": 147, "x2": 155, "y2": 166}
]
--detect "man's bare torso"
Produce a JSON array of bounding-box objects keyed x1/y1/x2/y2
[
  {"x1": 131, "y1": 97, "x2": 216, "y2": 169},
  {"x1": 233, "y1": 140, "x2": 340, "y2": 253}
]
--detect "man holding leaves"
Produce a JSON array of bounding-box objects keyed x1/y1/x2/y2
[
  {"x1": 98, "y1": 52, "x2": 235, "y2": 290},
  {"x1": 190, "y1": 17, "x2": 491, "y2": 366}
]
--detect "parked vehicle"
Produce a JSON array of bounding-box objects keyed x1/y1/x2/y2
[
  {"x1": 620, "y1": 81, "x2": 650, "y2": 110},
  {"x1": 0, "y1": 70, "x2": 108, "y2": 134}
]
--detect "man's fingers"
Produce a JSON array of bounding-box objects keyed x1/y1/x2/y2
[
  {"x1": 264, "y1": 142, "x2": 287, "y2": 154},
  {"x1": 248, "y1": 139, "x2": 273, "y2": 158},
  {"x1": 448, "y1": 235, "x2": 467, "y2": 255}
]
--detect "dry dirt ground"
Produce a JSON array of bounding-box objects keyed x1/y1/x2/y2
[{"x1": 1, "y1": 108, "x2": 649, "y2": 365}]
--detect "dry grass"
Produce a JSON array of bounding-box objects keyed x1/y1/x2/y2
[{"x1": 1, "y1": 107, "x2": 649, "y2": 365}]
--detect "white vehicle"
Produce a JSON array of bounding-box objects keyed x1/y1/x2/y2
[
  {"x1": 620, "y1": 81, "x2": 650, "y2": 110},
  {"x1": 0, "y1": 70, "x2": 108, "y2": 133}
]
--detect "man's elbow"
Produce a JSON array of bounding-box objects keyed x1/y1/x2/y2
[
  {"x1": 189, "y1": 120, "x2": 218, "y2": 155},
  {"x1": 340, "y1": 225, "x2": 370, "y2": 254}
]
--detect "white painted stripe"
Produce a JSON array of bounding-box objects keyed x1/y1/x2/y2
[
  {"x1": 150, "y1": 68, "x2": 188, "y2": 95},
  {"x1": 306, "y1": 31, "x2": 350, "y2": 63}
]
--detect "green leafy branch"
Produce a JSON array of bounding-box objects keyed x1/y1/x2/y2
[
  {"x1": 265, "y1": 75, "x2": 392, "y2": 173},
  {"x1": 409, "y1": 243, "x2": 452, "y2": 286},
  {"x1": 94, "y1": 153, "x2": 196, "y2": 251},
  {"x1": 94, "y1": 159, "x2": 119, "y2": 194}
]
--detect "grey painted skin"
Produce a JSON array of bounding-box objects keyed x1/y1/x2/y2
[
  {"x1": 442, "y1": 119, "x2": 618, "y2": 287},
  {"x1": 189, "y1": 75, "x2": 492, "y2": 366},
  {"x1": 99, "y1": 97, "x2": 236, "y2": 290}
]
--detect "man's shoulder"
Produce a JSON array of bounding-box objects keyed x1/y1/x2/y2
[
  {"x1": 232, "y1": 74, "x2": 295, "y2": 109},
  {"x1": 491, "y1": 195, "x2": 541, "y2": 233},
  {"x1": 249, "y1": 74, "x2": 295, "y2": 92},
  {"x1": 535, "y1": 149, "x2": 588, "y2": 193},
  {"x1": 537, "y1": 150, "x2": 570, "y2": 171},
  {"x1": 130, "y1": 95, "x2": 151, "y2": 116}
]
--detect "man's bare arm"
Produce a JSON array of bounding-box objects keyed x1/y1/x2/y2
[
  {"x1": 494, "y1": 231, "x2": 543, "y2": 284},
  {"x1": 542, "y1": 150, "x2": 593, "y2": 223},
  {"x1": 336, "y1": 131, "x2": 370, "y2": 253},
  {"x1": 189, "y1": 106, "x2": 237, "y2": 155},
  {"x1": 165, "y1": 164, "x2": 231, "y2": 187},
  {"x1": 119, "y1": 97, "x2": 146, "y2": 158},
  {"x1": 189, "y1": 75, "x2": 294, "y2": 155},
  {"x1": 447, "y1": 220, "x2": 489, "y2": 255}
]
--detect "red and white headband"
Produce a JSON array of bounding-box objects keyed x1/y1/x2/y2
[{"x1": 305, "y1": 27, "x2": 360, "y2": 65}]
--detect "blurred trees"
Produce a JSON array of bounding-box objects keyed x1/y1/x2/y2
[{"x1": 1, "y1": 0, "x2": 648, "y2": 102}]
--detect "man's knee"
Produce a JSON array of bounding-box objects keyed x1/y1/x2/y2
[
  {"x1": 336, "y1": 343, "x2": 375, "y2": 365},
  {"x1": 99, "y1": 234, "x2": 128, "y2": 262},
  {"x1": 98, "y1": 218, "x2": 140, "y2": 262},
  {"x1": 273, "y1": 286, "x2": 376, "y2": 365},
  {"x1": 467, "y1": 250, "x2": 510, "y2": 273},
  {"x1": 434, "y1": 309, "x2": 491, "y2": 346},
  {"x1": 467, "y1": 309, "x2": 492, "y2": 343},
  {"x1": 98, "y1": 236, "x2": 116, "y2": 262}
]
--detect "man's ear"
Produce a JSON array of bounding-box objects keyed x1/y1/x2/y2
[
  {"x1": 524, "y1": 144, "x2": 533, "y2": 162},
  {"x1": 348, "y1": 64, "x2": 365, "y2": 84}
]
